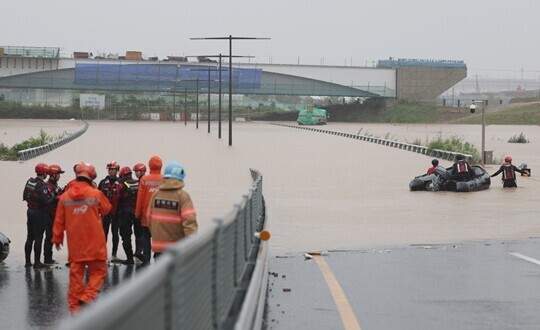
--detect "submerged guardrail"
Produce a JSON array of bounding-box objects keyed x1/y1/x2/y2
[
  {"x1": 60, "y1": 169, "x2": 268, "y2": 330},
  {"x1": 17, "y1": 120, "x2": 89, "y2": 161},
  {"x1": 270, "y1": 123, "x2": 473, "y2": 162}
]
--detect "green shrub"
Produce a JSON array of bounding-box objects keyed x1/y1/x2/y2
[
  {"x1": 427, "y1": 135, "x2": 482, "y2": 164},
  {"x1": 508, "y1": 133, "x2": 529, "y2": 143},
  {"x1": 0, "y1": 129, "x2": 67, "y2": 161}
]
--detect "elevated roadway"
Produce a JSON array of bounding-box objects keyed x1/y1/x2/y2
[{"x1": 0, "y1": 56, "x2": 466, "y2": 100}]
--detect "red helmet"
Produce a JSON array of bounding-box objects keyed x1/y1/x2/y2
[
  {"x1": 73, "y1": 161, "x2": 85, "y2": 173},
  {"x1": 133, "y1": 163, "x2": 147, "y2": 173},
  {"x1": 106, "y1": 161, "x2": 120, "y2": 171},
  {"x1": 48, "y1": 164, "x2": 65, "y2": 175},
  {"x1": 35, "y1": 163, "x2": 49, "y2": 175},
  {"x1": 76, "y1": 163, "x2": 97, "y2": 181},
  {"x1": 119, "y1": 166, "x2": 132, "y2": 177},
  {"x1": 504, "y1": 155, "x2": 512, "y2": 163}
]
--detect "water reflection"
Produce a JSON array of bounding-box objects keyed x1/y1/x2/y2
[
  {"x1": 25, "y1": 268, "x2": 67, "y2": 328},
  {"x1": 0, "y1": 262, "x2": 10, "y2": 298},
  {"x1": 102, "y1": 263, "x2": 137, "y2": 292}
]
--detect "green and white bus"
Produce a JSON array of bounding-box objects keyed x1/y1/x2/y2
[{"x1": 297, "y1": 107, "x2": 328, "y2": 125}]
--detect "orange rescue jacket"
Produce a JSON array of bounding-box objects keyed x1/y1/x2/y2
[
  {"x1": 135, "y1": 171, "x2": 163, "y2": 227},
  {"x1": 52, "y1": 180, "x2": 112, "y2": 263}
]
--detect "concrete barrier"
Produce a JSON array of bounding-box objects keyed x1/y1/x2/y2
[
  {"x1": 268, "y1": 122, "x2": 472, "y2": 162},
  {"x1": 17, "y1": 120, "x2": 89, "y2": 161}
]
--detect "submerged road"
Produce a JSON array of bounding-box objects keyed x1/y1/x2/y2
[{"x1": 1, "y1": 120, "x2": 539, "y2": 329}]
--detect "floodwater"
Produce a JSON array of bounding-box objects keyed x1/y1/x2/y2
[{"x1": 0, "y1": 119, "x2": 539, "y2": 328}]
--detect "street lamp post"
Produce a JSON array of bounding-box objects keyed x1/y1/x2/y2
[
  {"x1": 184, "y1": 87, "x2": 187, "y2": 126},
  {"x1": 218, "y1": 54, "x2": 222, "y2": 139},
  {"x1": 207, "y1": 68, "x2": 211, "y2": 133},
  {"x1": 190, "y1": 36, "x2": 270, "y2": 146},
  {"x1": 196, "y1": 78, "x2": 199, "y2": 129},
  {"x1": 470, "y1": 100, "x2": 486, "y2": 164},
  {"x1": 188, "y1": 54, "x2": 250, "y2": 139},
  {"x1": 482, "y1": 103, "x2": 485, "y2": 164}
]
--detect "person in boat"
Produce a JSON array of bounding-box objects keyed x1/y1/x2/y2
[
  {"x1": 427, "y1": 159, "x2": 440, "y2": 174},
  {"x1": 490, "y1": 155, "x2": 526, "y2": 188},
  {"x1": 449, "y1": 154, "x2": 475, "y2": 181}
]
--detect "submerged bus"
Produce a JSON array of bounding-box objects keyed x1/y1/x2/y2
[{"x1": 297, "y1": 107, "x2": 328, "y2": 125}]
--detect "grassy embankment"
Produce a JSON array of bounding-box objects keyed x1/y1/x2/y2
[
  {"x1": 325, "y1": 100, "x2": 540, "y2": 164},
  {"x1": 0, "y1": 129, "x2": 68, "y2": 161},
  {"x1": 450, "y1": 102, "x2": 540, "y2": 125},
  {"x1": 327, "y1": 99, "x2": 540, "y2": 125}
]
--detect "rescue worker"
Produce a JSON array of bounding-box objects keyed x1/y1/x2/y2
[
  {"x1": 148, "y1": 162, "x2": 197, "y2": 258},
  {"x1": 132, "y1": 163, "x2": 147, "y2": 261},
  {"x1": 427, "y1": 159, "x2": 439, "y2": 174},
  {"x1": 98, "y1": 161, "x2": 121, "y2": 260},
  {"x1": 491, "y1": 155, "x2": 526, "y2": 188},
  {"x1": 43, "y1": 164, "x2": 65, "y2": 265},
  {"x1": 135, "y1": 156, "x2": 162, "y2": 264},
  {"x1": 52, "y1": 163, "x2": 111, "y2": 314},
  {"x1": 23, "y1": 163, "x2": 52, "y2": 269},
  {"x1": 450, "y1": 154, "x2": 475, "y2": 181},
  {"x1": 65, "y1": 162, "x2": 97, "y2": 191},
  {"x1": 115, "y1": 166, "x2": 139, "y2": 265}
]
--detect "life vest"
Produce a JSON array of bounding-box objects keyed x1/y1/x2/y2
[
  {"x1": 98, "y1": 176, "x2": 121, "y2": 215},
  {"x1": 46, "y1": 179, "x2": 63, "y2": 216},
  {"x1": 456, "y1": 161, "x2": 469, "y2": 174},
  {"x1": 98, "y1": 176, "x2": 119, "y2": 202},
  {"x1": 23, "y1": 177, "x2": 47, "y2": 209},
  {"x1": 502, "y1": 164, "x2": 516, "y2": 180},
  {"x1": 117, "y1": 178, "x2": 139, "y2": 212}
]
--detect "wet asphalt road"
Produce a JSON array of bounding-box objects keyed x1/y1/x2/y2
[
  {"x1": 0, "y1": 261, "x2": 145, "y2": 329},
  {"x1": 266, "y1": 239, "x2": 540, "y2": 330},
  {"x1": 4, "y1": 240, "x2": 540, "y2": 330}
]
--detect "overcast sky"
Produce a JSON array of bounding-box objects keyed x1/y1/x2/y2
[{"x1": 2, "y1": 0, "x2": 538, "y2": 80}]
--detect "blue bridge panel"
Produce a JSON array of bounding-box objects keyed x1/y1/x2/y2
[{"x1": 74, "y1": 64, "x2": 262, "y2": 89}]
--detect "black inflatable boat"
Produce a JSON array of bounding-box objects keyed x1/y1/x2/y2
[
  {"x1": 0, "y1": 232, "x2": 10, "y2": 262},
  {"x1": 409, "y1": 165, "x2": 491, "y2": 192}
]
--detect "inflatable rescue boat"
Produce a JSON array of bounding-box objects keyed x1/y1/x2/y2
[
  {"x1": 0, "y1": 232, "x2": 10, "y2": 262},
  {"x1": 409, "y1": 165, "x2": 491, "y2": 192}
]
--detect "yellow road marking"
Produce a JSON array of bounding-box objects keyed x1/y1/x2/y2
[{"x1": 313, "y1": 255, "x2": 361, "y2": 330}]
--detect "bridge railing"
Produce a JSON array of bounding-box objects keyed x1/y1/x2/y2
[
  {"x1": 17, "y1": 121, "x2": 89, "y2": 161},
  {"x1": 60, "y1": 168, "x2": 268, "y2": 330},
  {"x1": 270, "y1": 122, "x2": 472, "y2": 162}
]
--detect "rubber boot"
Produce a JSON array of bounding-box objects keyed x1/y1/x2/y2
[
  {"x1": 122, "y1": 241, "x2": 134, "y2": 265},
  {"x1": 24, "y1": 244, "x2": 32, "y2": 267}
]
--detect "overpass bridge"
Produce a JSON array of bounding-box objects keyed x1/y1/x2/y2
[{"x1": 0, "y1": 46, "x2": 466, "y2": 101}]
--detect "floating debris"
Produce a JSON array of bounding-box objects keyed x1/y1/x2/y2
[{"x1": 308, "y1": 250, "x2": 329, "y2": 256}]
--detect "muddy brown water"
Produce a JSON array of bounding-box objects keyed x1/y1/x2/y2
[{"x1": 1, "y1": 120, "x2": 539, "y2": 262}]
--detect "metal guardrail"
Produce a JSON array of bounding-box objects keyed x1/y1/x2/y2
[
  {"x1": 60, "y1": 169, "x2": 268, "y2": 330},
  {"x1": 17, "y1": 120, "x2": 89, "y2": 161},
  {"x1": 270, "y1": 123, "x2": 473, "y2": 162}
]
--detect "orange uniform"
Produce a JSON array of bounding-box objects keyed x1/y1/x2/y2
[
  {"x1": 135, "y1": 156, "x2": 163, "y2": 227},
  {"x1": 52, "y1": 179, "x2": 111, "y2": 313}
]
